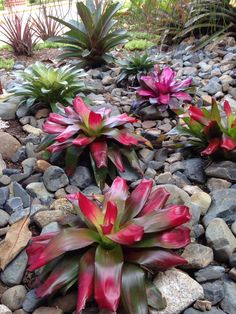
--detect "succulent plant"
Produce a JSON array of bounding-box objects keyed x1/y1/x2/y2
[
  {"x1": 38, "y1": 96, "x2": 150, "y2": 187},
  {"x1": 27, "y1": 176, "x2": 191, "y2": 314},
  {"x1": 11, "y1": 62, "x2": 86, "y2": 112},
  {"x1": 176, "y1": 99, "x2": 236, "y2": 157},
  {"x1": 49, "y1": 0, "x2": 128, "y2": 68},
  {"x1": 132, "y1": 65, "x2": 192, "y2": 113}
]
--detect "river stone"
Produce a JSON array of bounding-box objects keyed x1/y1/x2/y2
[
  {"x1": 0, "y1": 153, "x2": 6, "y2": 174},
  {"x1": 26, "y1": 182, "x2": 53, "y2": 203},
  {"x1": 183, "y1": 307, "x2": 226, "y2": 314},
  {"x1": 0, "y1": 132, "x2": 21, "y2": 160},
  {"x1": 32, "y1": 210, "x2": 68, "y2": 228},
  {"x1": 194, "y1": 266, "x2": 225, "y2": 283},
  {"x1": 183, "y1": 158, "x2": 206, "y2": 184},
  {"x1": 190, "y1": 192, "x2": 211, "y2": 215},
  {"x1": 69, "y1": 166, "x2": 93, "y2": 189},
  {"x1": 151, "y1": 269, "x2": 204, "y2": 314},
  {"x1": 0, "y1": 209, "x2": 10, "y2": 227},
  {"x1": 43, "y1": 166, "x2": 69, "y2": 192},
  {"x1": 205, "y1": 161, "x2": 236, "y2": 182},
  {"x1": 221, "y1": 278, "x2": 236, "y2": 313},
  {"x1": 206, "y1": 218, "x2": 236, "y2": 262},
  {"x1": 1, "y1": 285, "x2": 27, "y2": 311},
  {"x1": 32, "y1": 307, "x2": 63, "y2": 314},
  {"x1": 202, "y1": 280, "x2": 225, "y2": 305},
  {"x1": 1, "y1": 250, "x2": 28, "y2": 286},
  {"x1": 0, "y1": 305, "x2": 12, "y2": 314},
  {"x1": 207, "y1": 178, "x2": 232, "y2": 191},
  {"x1": 22, "y1": 290, "x2": 41, "y2": 313},
  {"x1": 203, "y1": 189, "x2": 236, "y2": 226},
  {"x1": 181, "y1": 243, "x2": 214, "y2": 269},
  {"x1": 0, "y1": 186, "x2": 9, "y2": 206},
  {"x1": 12, "y1": 182, "x2": 30, "y2": 208}
]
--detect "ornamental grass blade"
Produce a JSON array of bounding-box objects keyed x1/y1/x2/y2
[
  {"x1": 95, "y1": 245, "x2": 123, "y2": 312},
  {"x1": 77, "y1": 248, "x2": 95, "y2": 313},
  {"x1": 146, "y1": 279, "x2": 166, "y2": 310},
  {"x1": 121, "y1": 264, "x2": 148, "y2": 314},
  {"x1": 0, "y1": 216, "x2": 31, "y2": 270}
]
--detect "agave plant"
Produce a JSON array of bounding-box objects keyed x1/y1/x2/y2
[
  {"x1": 39, "y1": 96, "x2": 150, "y2": 186},
  {"x1": 132, "y1": 65, "x2": 192, "y2": 113},
  {"x1": 117, "y1": 52, "x2": 155, "y2": 86},
  {"x1": 0, "y1": 14, "x2": 38, "y2": 56},
  {"x1": 27, "y1": 176, "x2": 191, "y2": 314},
  {"x1": 49, "y1": 0, "x2": 128, "y2": 67},
  {"x1": 176, "y1": 99, "x2": 236, "y2": 157},
  {"x1": 11, "y1": 62, "x2": 86, "y2": 112}
]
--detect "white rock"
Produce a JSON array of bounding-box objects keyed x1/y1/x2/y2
[
  {"x1": 191, "y1": 192, "x2": 212, "y2": 215},
  {"x1": 0, "y1": 305, "x2": 12, "y2": 314},
  {"x1": 22, "y1": 124, "x2": 43, "y2": 136},
  {"x1": 151, "y1": 268, "x2": 204, "y2": 314}
]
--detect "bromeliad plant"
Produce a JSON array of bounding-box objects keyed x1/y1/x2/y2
[
  {"x1": 39, "y1": 96, "x2": 150, "y2": 186},
  {"x1": 176, "y1": 99, "x2": 236, "y2": 157},
  {"x1": 117, "y1": 52, "x2": 155, "y2": 86},
  {"x1": 11, "y1": 62, "x2": 86, "y2": 112},
  {"x1": 27, "y1": 176, "x2": 191, "y2": 314},
  {"x1": 49, "y1": 0, "x2": 128, "y2": 68},
  {"x1": 132, "y1": 65, "x2": 192, "y2": 113}
]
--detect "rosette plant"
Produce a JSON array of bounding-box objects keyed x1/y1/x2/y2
[
  {"x1": 27, "y1": 177, "x2": 191, "y2": 314},
  {"x1": 39, "y1": 96, "x2": 150, "y2": 186},
  {"x1": 132, "y1": 65, "x2": 192, "y2": 113},
  {"x1": 176, "y1": 99, "x2": 236, "y2": 157}
]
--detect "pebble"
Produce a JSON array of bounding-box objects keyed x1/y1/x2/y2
[
  {"x1": 26, "y1": 182, "x2": 53, "y2": 203},
  {"x1": 190, "y1": 192, "x2": 211, "y2": 215},
  {"x1": 69, "y1": 166, "x2": 93, "y2": 189},
  {"x1": 0, "y1": 305, "x2": 12, "y2": 314},
  {"x1": 0, "y1": 132, "x2": 21, "y2": 160},
  {"x1": 181, "y1": 243, "x2": 214, "y2": 269},
  {"x1": 1, "y1": 285, "x2": 27, "y2": 311},
  {"x1": 184, "y1": 158, "x2": 206, "y2": 184},
  {"x1": 0, "y1": 209, "x2": 10, "y2": 227},
  {"x1": 202, "y1": 280, "x2": 225, "y2": 304},
  {"x1": 205, "y1": 161, "x2": 236, "y2": 182},
  {"x1": 43, "y1": 166, "x2": 69, "y2": 192},
  {"x1": 22, "y1": 124, "x2": 43, "y2": 136},
  {"x1": 32, "y1": 307, "x2": 63, "y2": 314},
  {"x1": 22, "y1": 290, "x2": 41, "y2": 313},
  {"x1": 206, "y1": 218, "x2": 236, "y2": 262},
  {"x1": 183, "y1": 308, "x2": 225, "y2": 314},
  {"x1": 138, "y1": 148, "x2": 155, "y2": 163},
  {"x1": 33, "y1": 209, "x2": 67, "y2": 228},
  {"x1": 207, "y1": 178, "x2": 232, "y2": 191},
  {"x1": 0, "y1": 186, "x2": 9, "y2": 206},
  {"x1": 12, "y1": 182, "x2": 30, "y2": 208},
  {"x1": 34, "y1": 160, "x2": 51, "y2": 173},
  {"x1": 4, "y1": 197, "x2": 23, "y2": 215},
  {"x1": 221, "y1": 278, "x2": 236, "y2": 313},
  {"x1": 194, "y1": 266, "x2": 225, "y2": 283}
]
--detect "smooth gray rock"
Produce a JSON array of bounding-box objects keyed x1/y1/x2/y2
[
  {"x1": 202, "y1": 280, "x2": 225, "y2": 305},
  {"x1": 0, "y1": 186, "x2": 9, "y2": 206},
  {"x1": 203, "y1": 79, "x2": 222, "y2": 95},
  {"x1": 9, "y1": 207, "x2": 30, "y2": 224},
  {"x1": 43, "y1": 166, "x2": 69, "y2": 192},
  {"x1": 207, "y1": 178, "x2": 232, "y2": 192},
  {"x1": 1, "y1": 250, "x2": 28, "y2": 286},
  {"x1": 13, "y1": 182, "x2": 30, "y2": 207},
  {"x1": 205, "y1": 161, "x2": 236, "y2": 182},
  {"x1": 1, "y1": 285, "x2": 27, "y2": 311},
  {"x1": 41, "y1": 222, "x2": 61, "y2": 234},
  {"x1": 70, "y1": 166, "x2": 93, "y2": 189},
  {"x1": 184, "y1": 158, "x2": 206, "y2": 184},
  {"x1": 221, "y1": 279, "x2": 236, "y2": 314},
  {"x1": 26, "y1": 182, "x2": 53, "y2": 203},
  {"x1": 203, "y1": 189, "x2": 236, "y2": 226},
  {"x1": 138, "y1": 148, "x2": 155, "y2": 163},
  {"x1": 0, "y1": 209, "x2": 10, "y2": 227},
  {"x1": 181, "y1": 243, "x2": 214, "y2": 269},
  {"x1": 194, "y1": 266, "x2": 225, "y2": 283},
  {"x1": 206, "y1": 218, "x2": 236, "y2": 262},
  {"x1": 22, "y1": 290, "x2": 41, "y2": 312},
  {"x1": 4, "y1": 197, "x2": 23, "y2": 215},
  {"x1": 183, "y1": 307, "x2": 226, "y2": 314},
  {"x1": 0, "y1": 97, "x2": 20, "y2": 120},
  {"x1": 0, "y1": 305, "x2": 12, "y2": 314}
]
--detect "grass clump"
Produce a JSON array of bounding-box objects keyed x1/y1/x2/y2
[
  {"x1": 0, "y1": 57, "x2": 14, "y2": 70},
  {"x1": 124, "y1": 39, "x2": 155, "y2": 51}
]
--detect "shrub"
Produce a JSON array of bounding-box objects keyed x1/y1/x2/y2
[
  {"x1": 117, "y1": 52, "x2": 155, "y2": 86},
  {"x1": 124, "y1": 39, "x2": 155, "y2": 51},
  {"x1": 38, "y1": 96, "x2": 151, "y2": 186},
  {"x1": 132, "y1": 65, "x2": 192, "y2": 113},
  {"x1": 0, "y1": 57, "x2": 14, "y2": 70},
  {"x1": 49, "y1": 0, "x2": 128, "y2": 68},
  {"x1": 0, "y1": 14, "x2": 38, "y2": 56},
  {"x1": 32, "y1": 5, "x2": 64, "y2": 41},
  {"x1": 11, "y1": 62, "x2": 86, "y2": 112},
  {"x1": 176, "y1": 99, "x2": 236, "y2": 158},
  {"x1": 27, "y1": 176, "x2": 191, "y2": 313}
]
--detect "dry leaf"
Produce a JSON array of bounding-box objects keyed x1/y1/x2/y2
[{"x1": 0, "y1": 216, "x2": 31, "y2": 270}]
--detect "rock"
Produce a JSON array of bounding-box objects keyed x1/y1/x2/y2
[
  {"x1": 230, "y1": 252, "x2": 236, "y2": 267},
  {"x1": 22, "y1": 124, "x2": 43, "y2": 136},
  {"x1": 221, "y1": 278, "x2": 236, "y2": 313},
  {"x1": 217, "y1": 206, "x2": 236, "y2": 225},
  {"x1": 9, "y1": 207, "x2": 30, "y2": 225},
  {"x1": 194, "y1": 266, "x2": 225, "y2": 283},
  {"x1": 0, "y1": 175, "x2": 11, "y2": 186},
  {"x1": 183, "y1": 67, "x2": 198, "y2": 76},
  {"x1": 0, "y1": 132, "x2": 21, "y2": 160},
  {"x1": 138, "y1": 148, "x2": 155, "y2": 163},
  {"x1": 13, "y1": 310, "x2": 27, "y2": 314},
  {"x1": 0, "y1": 209, "x2": 10, "y2": 227},
  {"x1": 203, "y1": 189, "x2": 236, "y2": 226},
  {"x1": 43, "y1": 166, "x2": 69, "y2": 192},
  {"x1": 202, "y1": 280, "x2": 225, "y2": 305},
  {"x1": 4, "y1": 197, "x2": 23, "y2": 215},
  {"x1": 0, "y1": 153, "x2": 6, "y2": 174},
  {"x1": 193, "y1": 299, "x2": 212, "y2": 311},
  {"x1": 203, "y1": 79, "x2": 222, "y2": 96},
  {"x1": 145, "y1": 167, "x2": 156, "y2": 179},
  {"x1": 139, "y1": 105, "x2": 169, "y2": 120},
  {"x1": 11, "y1": 147, "x2": 26, "y2": 163},
  {"x1": 1, "y1": 250, "x2": 28, "y2": 286},
  {"x1": 190, "y1": 192, "x2": 211, "y2": 215},
  {"x1": 1, "y1": 286, "x2": 27, "y2": 311},
  {"x1": 207, "y1": 178, "x2": 232, "y2": 192},
  {"x1": 231, "y1": 221, "x2": 236, "y2": 236},
  {"x1": 34, "y1": 160, "x2": 51, "y2": 173},
  {"x1": 0, "y1": 186, "x2": 9, "y2": 206},
  {"x1": 155, "y1": 172, "x2": 175, "y2": 184},
  {"x1": 50, "y1": 198, "x2": 75, "y2": 214},
  {"x1": 70, "y1": 166, "x2": 93, "y2": 189},
  {"x1": 41, "y1": 222, "x2": 61, "y2": 234},
  {"x1": 35, "y1": 108, "x2": 50, "y2": 119},
  {"x1": 142, "y1": 120, "x2": 156, "y2": 129},
  {"x1": 26, "y1": 182, "x2": 54, "y2": 203},
  {"x1": 52, "y1": 292, "x2": 77, "y2": 313},
  {"x1": 33, "y1": 210, "x2": 67, "y2": 228},
  {"x1": 32, "y1": 307, "x2": 63, "y2": 314},
  {"x1": 102, "y1": 75, "x2": 115, "y2": 85},
  {"x1": 151, "y1": 268, "x2": 204, "y2": 314},
  {"x1": 0, "y1": 97, "x2": 20, "y2": 120},
  {"x1": 206, "y1": 218, "x2": 236, "y2": 262},
  {"x1": 183, "y1": 308, "x2": 225, "y2": 314},
  {"x1": 205, "y1": 161, "x2": 236, "y2": 182},
  {"x1": 184, "y1": 158, "x2": 206, "y2": 184},
  {"x1": 22, "y1": 290, "x2": 41, "y2": 313},
  {"x1": 0, "y1": 305, "x2": 12, "y2": 314},
  {"x1": 229, "y1": 268, "x2": 236, "y2": 282},
  {"x1": 12, "y1": 182, "x2": 30, "y2": 208},
  {"x1": 181, "y1": 243, "x2": 214, "y2": 269}
]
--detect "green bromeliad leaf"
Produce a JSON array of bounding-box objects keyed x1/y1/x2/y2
[{"x1": 145, "y1": 279, "x2": 166, "y2": 310}]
